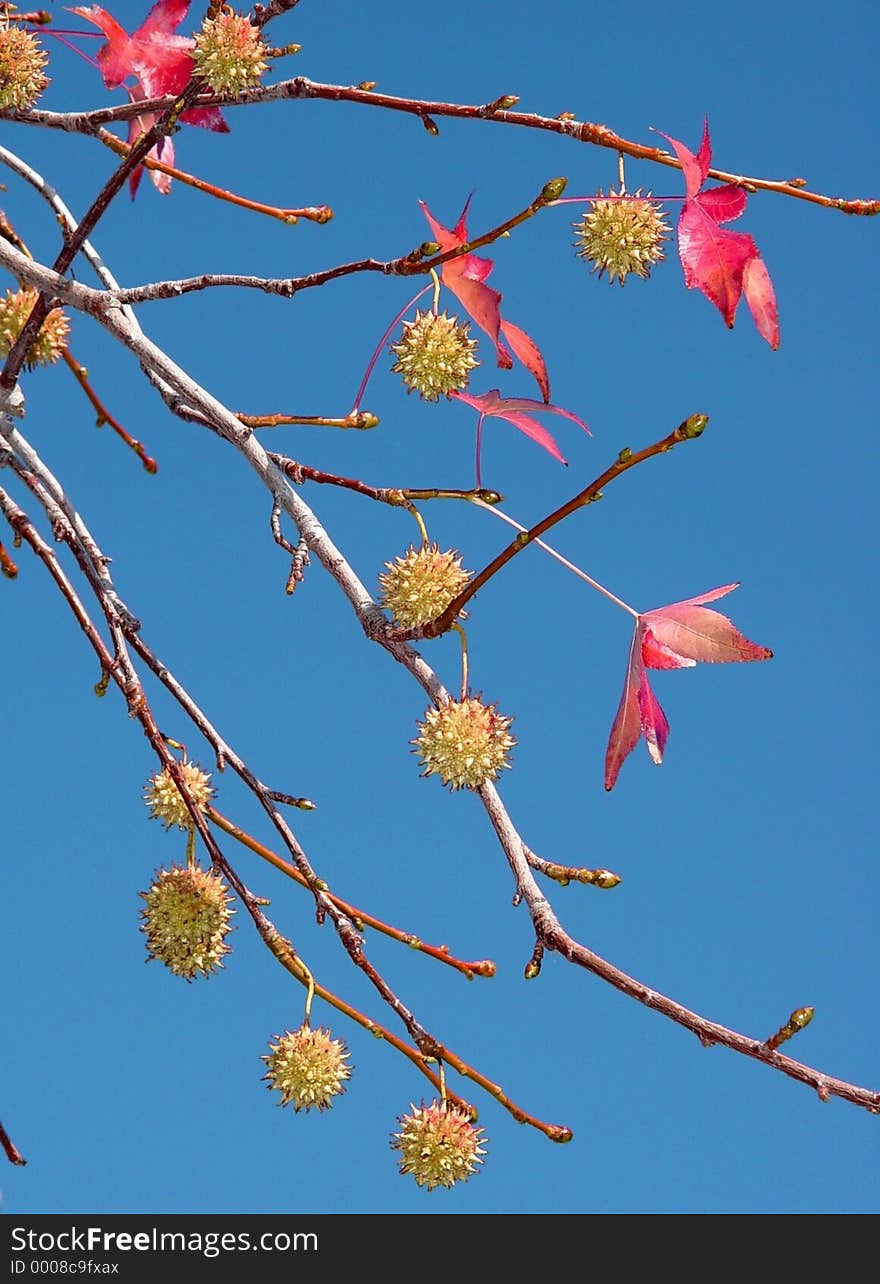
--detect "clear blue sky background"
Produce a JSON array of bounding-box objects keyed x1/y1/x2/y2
[{"x1": 1, "y1": 0, "x2": 877, "y2": 1215}]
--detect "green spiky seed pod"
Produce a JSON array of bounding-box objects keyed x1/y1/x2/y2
[
  {"x1": 140, "y1": 864, "x2": 234, "y2": 980},
  {"x1": 391, "y1": 1100, "x2": 487, "y2": 1191},
  {"x1": 143, "y1": 761, "x2": 213, "y2": 831},
  {"x1": 573, "y1": 188, "x2": 670, "y2": 284},
  {"x1": 0, "y1": 25, "x2": 49, "y2": 110},
  {"x1": 390, "y1": 310, "x2": 479, "y2": 401},
  {"x1": 263, "y1": 1025, "x2": 352, "y2": 1112},
  {"x1": 413, "y1": 696, "x2": 515, "y2": 791},
  {"x1": 191, "y1": 9, "x2": 269, "y2": 94},
  {"x1": 0, "y1": 289, "x2": 69, "y2": 369},
  {"x1": 378, "y1": 544, "x2": 471, "y2": 628}
]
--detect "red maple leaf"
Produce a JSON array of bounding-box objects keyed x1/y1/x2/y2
[
  {"x1": 659, "y1": 120, "x2": 779, "y2": 349},
  {"x1": 420, "y1": 197, "x2": 551, "y2": 401},
  {"x1": 450, "y1": 388, "x2": 589, "y2": 486},
  {"x1": 69, "y1": 1, "x2": 228, "y2": 194},
  {"x1": 604, "y1": 583, "x2": 772, "y2": 791}
]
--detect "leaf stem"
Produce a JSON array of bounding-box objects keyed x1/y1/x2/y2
[
  {"x1": 393, "y1": 415, "x2": 708, "y2": 641},
  {"x1": 473, "y1": 498, "x2": 638, "y2": 618}
]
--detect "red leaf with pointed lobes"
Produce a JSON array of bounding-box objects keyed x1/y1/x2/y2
[
  {"x1": 677, "y1": 201, "x2": 758, "y2": 328},
  {"x1": 659, "y1": 119, "x2": 710, "y2": 200},
  {"x1": 419, "y1": 199, "x2": 551, "y2": 399},
  {"x1": 658, "y1": 120, "x2": 779, "y2": 347},
  {"x1": 604, "y1": 584, "x2": 772, "y2": 790},
  {"x1": 643, "y1": 583, "x2": 773, "y2": 666},
  {"x1": 451, "y1": 388, "x2": 589, "y2": 465},
  {"x1": 69, "y1": 3, "x2": 228, "y2": 130}
]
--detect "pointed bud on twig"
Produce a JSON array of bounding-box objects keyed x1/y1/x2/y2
[
  {"x1": 541, "y1": 177, "x2": 568, "y2": 203},
  {"x1": 589, "y1": 869, "x2": 622, "y2": 889},
  {"x1": 485, "y1": 94, "x2": 520, "y2": 114},
  {"x1": 678, "y1": 413, "x2": 709, "y2": 440},
  {"x1": 765, "y1": 1006, "x2": 815, "y2": 1051}
]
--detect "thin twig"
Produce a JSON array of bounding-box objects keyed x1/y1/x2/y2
[
  {"x1": 391, "y1": 416, "x2": 709, "y2": 642},
  {"x1": 3, "y1": 240, "x2": 876, "y2": 1118},
  {"x1": 61, "y1": 348, "x2": 158, "y2": 473},
  {"x1": 95, "y1": 127, "x2": 332, "y2": 224},
  {"x1": 208, "y1": 805, "x2": 496, "y2": 979},
  {"x1": 478, "y1": 784, "x2": 880, "y2": 1114},
  {"x1": 8, "y1": 85, "x2": 877, "y2": 214}
]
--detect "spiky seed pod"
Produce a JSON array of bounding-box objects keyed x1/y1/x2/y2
[
  {"x1": 191, "y1": 9, "x2": 269, "y2": 94},
  {"x1": 139, "y1": 864, "x2": 234, "y2": 980},
  {"x1": 390, "y1": 309, "x2": 479, "y2": 401},
  {"x1": 378, "y1": 543, "x2": 472, "y2": 629},
  {"x1": 573, "y1": 188, "x2": 670, "y2": 284},
  {"x1": 143, "y1": 761, "x2": 213, "y2": 831},
  {"x1": 0, "y1": 289, "x2": 69, "y2": 370},
  {"x1": 413, "y1": 696, "x2": 515, "y2": 791},
  {"x1": 391, "y1": 1100, "x2": 487, "y2": 1191},
  {"x1": 0, "y1": 25, "x2": 49, "y2": 110},
  {"x1": 263, "y1": 1025, "x2": 352, "y2": 1112}
]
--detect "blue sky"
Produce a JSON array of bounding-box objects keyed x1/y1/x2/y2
[{"x1": 1, "y1": 0, "x2": 877, "y2": 1214}]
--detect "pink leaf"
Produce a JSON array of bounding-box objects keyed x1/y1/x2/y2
[
  {"x1": 695, "y1": 117, "x2": 712, "y2": 184},
  {"x1": 68, "y1": 5, "x2": 132, "y2": 87},
  {"x1": 136, "y1": 0, "x2": 190, "y2": 39},
  {"x1": 499, "y1": 319, "x2": 550, "y2": 403},
  {"x1": 452, "y1": 388, "x2": 588, "y2": 465},
  {"x1": 442, "y1": 275, "x2": 506, "y2": 362},
  {"x1": 604, "y1": 584, "x2": 772, "y2": 790},
  {"x1": 604, "y1": 633, "x2": 644, "y2": 791},
  {"x1": 656, "y1": 125, "x2": 708, "y2": 201},
  {"x1": 696, "y1": 183, "x2": 748, "y2": 225},
  {"x1": 418, "y1": 199, "x2": 549, "y2": 396},
  {"x1": 678, "y1": 201, "x2": 757, "y2": 328},
  {"x1": 643, "y1": 585, "x2": 773, "y2": 666},
  {"x1": 743, "y1": 255, "x2": 780, "y2": 350},
  {"x1": 660, "y1": 119, "x2": 780, "y2": 347},
  {"x1": 637, "y1": 672, "x2": 670, "y2": 766},
  {"x1": 125, "y1": 89, "x2": 173, "y2": 195},
  {"x1": 641, "y1": 626, "x2": 695, "y2": 670},
  {"x1": 69, "y1": 0, "x2": 228, "y2": 194}
]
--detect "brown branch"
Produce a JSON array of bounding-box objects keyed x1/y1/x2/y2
[
  {"x1": 0, "y1": 479, "x2": 564, "y2": 1138},
  {"x1": 208, "y1": 804, "x2": 496, "y2": 980},
  {"x1": 0, "y1": 79, "x2": 206, "y2": 388},
  {"x1": 523, "y1": 846, "x2": 622, "y2": 890},
  {"x1": 95, "y1": 127, "x2": 332, "y2": 225},
  {"x1": 4, "y1": 242, "x2": 875, "y2": 1120},
  {"x1": 9, "y1": 84, "x2": 876, "y2": 214},
  {"x1": 61, "y1": 348, "x2": 158, "y2": 473},
  {"x1": 478, "y1": 785, "x2": 880, "y2": 1114},
  {"x1": 98, "y1": 178, "x2": 562, "y2": 309},
  {"x1": 273, "y1": 456, "x2": 502, "y2": 512},
  {"x1": 391, "y1": 415, "x2": 709, "y2": 643},
  {"x1": 240, "y1": 411, "x2": 379, "y2": 430}
]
